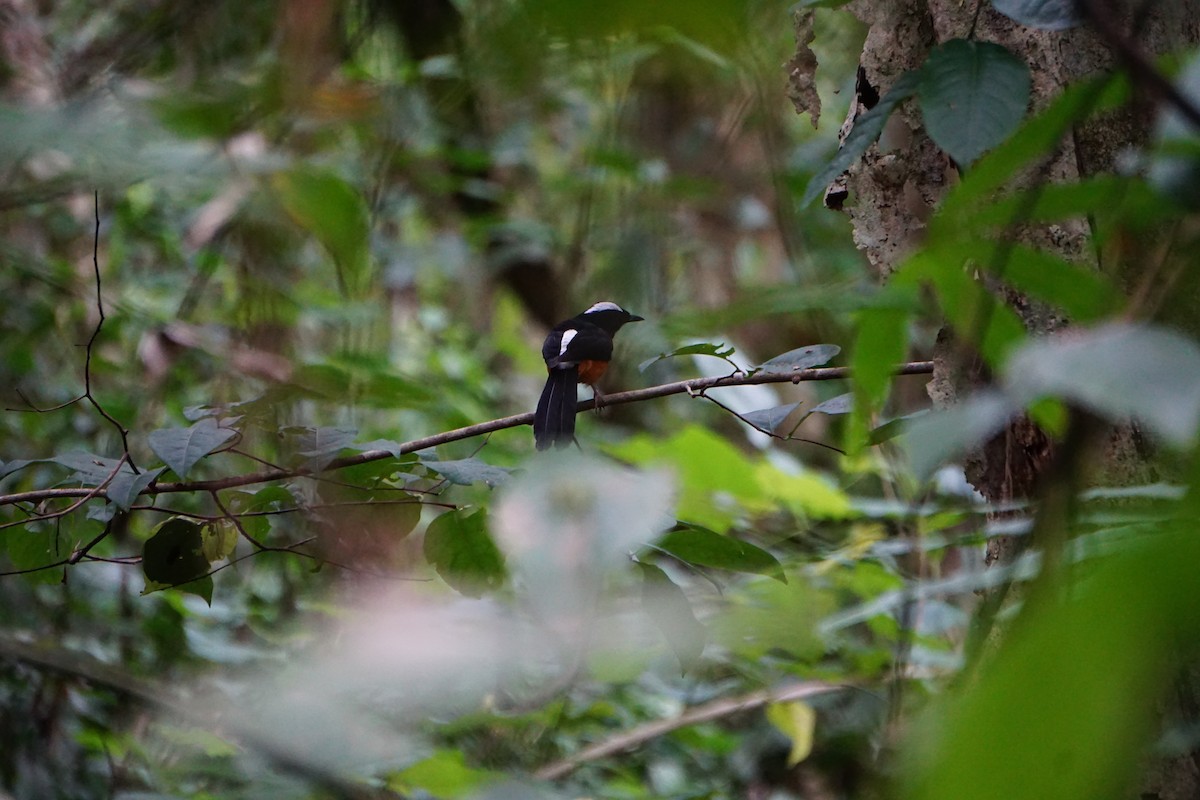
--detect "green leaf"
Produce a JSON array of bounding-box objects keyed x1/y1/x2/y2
[
  {"x1": 742, "y1": 403, "x2": 801, "y2": 433},
  {"x1": 147, "y1": 419, "x2": 236, "y2": 480},
  {"x1": 639, "y1": 342, "x2": 737, "y2": 372},
  {"x1": 638, "y1": 562, "x2": 706, "y2": 667},
  {"x1": 657, "y1": 524, "x2": 786, "y2": 582},
  {"x1": 1004, "y1": 323, "x2": 1200, "y2": 445},
  {"x1": 801, "y1": 70, "x2": 921, "y2": 206},
  {"x1": 273, "y1": 167, "x2": 370, "y2": 294},
  {"x1": 756, "y1": 344, "x2": 840, "y2": 374},
  {"x1": 4, "y1": 528, "x2": 62, "y2": 584},
  {"x1": 991, "y1": 0, "x2": 1081, "y2": 30},
  {"x1": 390, "y1": 749, "x2": 499, "y2": 798},
  {"x1": 939, "y1": 73, "x2": 1129, "y2": 217},
  {"x1": 422, "y1": 458, "x2": 512, "y2": 488},
  {"x1": 901, "y1": 527, "x2": 1200, "y2": 800},
  {"x1": 422, "y1": 510, "x2": 507, "y2": 597},
  {"x1": 919, "y1": 40, "x2": 1031, "y2": 166},
  {"x1": 202, "y1": 520, "x2": 238, "y2": 562},
  {"x1": 848, "y1": 301, "x2": 911, "y2": 452},
  {"x1": 142, "y1": 518, "x2": 210, "y2": 588},
  {"x1": 106, "y1": 466, "x2": 164, "y2": 511}
]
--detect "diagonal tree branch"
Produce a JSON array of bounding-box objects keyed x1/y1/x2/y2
[{"x1": 0, "y1": 361, "x2": 934, "y2": 509}]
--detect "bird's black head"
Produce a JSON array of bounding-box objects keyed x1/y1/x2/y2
[{"x1": 579, "y1": 301, "x2": 643, "y2": 335}]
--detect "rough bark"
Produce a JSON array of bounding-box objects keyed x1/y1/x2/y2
[{"x1": 793, "y1": 3, "x2": 1200, "y2": 796}]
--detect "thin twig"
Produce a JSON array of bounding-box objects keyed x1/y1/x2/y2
[{"x1": 534, "y1": 680, "x2": 845, "y2": 781}]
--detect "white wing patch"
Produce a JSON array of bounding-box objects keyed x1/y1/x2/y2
[
  {"x1": 584, "y1": 301, "x2": 623, "y2": 314},
  {"x1": 558, "y1": 328, "x2": 578, "y2": 357}
]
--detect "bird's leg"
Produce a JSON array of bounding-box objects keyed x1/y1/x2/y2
[{"x1": 591, "y1": 384, "x2": 606, "y2": 415}]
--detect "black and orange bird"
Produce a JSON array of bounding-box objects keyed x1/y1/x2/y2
[{"x1": 533, "y1": 301, "x2": 643, "y2": 450}]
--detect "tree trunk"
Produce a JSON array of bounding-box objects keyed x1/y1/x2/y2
[{"x1": 799, "y1": 3, "x2": 1200, "y2": 796}]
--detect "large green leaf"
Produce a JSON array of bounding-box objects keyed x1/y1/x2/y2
[
  {"x1": 901, "y1": 527, "x2": 1200, "y2": 800},
  {"x1": 919, "y1": 40, "x2": 1031, "y2": 166},
  {"x1": 657, "y1": 524, "x2": 786, "y2": 582},
  {"x1": 142, "y1": 518, "x2": 211, "y2": 588},
  {"x1": 422, "y1": 509, "x2": 507, "y2": 597},
  {"x1": 147, "y1": 419, "x2": 236, "y2": 479},
  {"x1": 422, "y1": 458, "x2": 512, "y2": 488}
]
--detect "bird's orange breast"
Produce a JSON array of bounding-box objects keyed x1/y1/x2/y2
[{"x1": 577, "y1": 359, "x2": 609, "y2": 385}]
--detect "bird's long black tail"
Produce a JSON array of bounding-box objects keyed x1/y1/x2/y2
[{"x1": 534, "y1": 367, "x2": 578, "y2": 451}]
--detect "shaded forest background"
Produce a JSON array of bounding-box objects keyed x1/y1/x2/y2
[{"x1": 3, "y1": 1, "x2": 1200, "y2": 799}]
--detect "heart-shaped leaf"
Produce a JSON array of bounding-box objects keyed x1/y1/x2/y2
[
  {"x1": 920, "y1": 39, "x2": 1031, "y2": 166},
  {"x1": 148, "y1": 419, "x2": 236, "y2": 479}
]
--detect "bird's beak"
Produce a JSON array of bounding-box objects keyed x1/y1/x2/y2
[{"x1": 628, "y1": 313, "x2": 644, "y2": 322}]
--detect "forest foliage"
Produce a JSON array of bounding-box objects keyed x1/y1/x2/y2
[{"x1": 3, "y1": 1, "x2": 1200, "y2": 799}]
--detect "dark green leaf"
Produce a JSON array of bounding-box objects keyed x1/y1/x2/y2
[
  {"x1": 742, "y1": 403, "x2": 801, "y2": 433},
  {"x1": 142, "y1": 518, "x2": 210, "y2": 588},
  {"x1": 422, "y1": 458, "x2": 512, "y2": 488},
  {"x1": 4, "y1": 528, "x2": 62, "y2": 584},
  {"x1": 423, "y1": 510, "x2": 507, "y2": 597},
  {"x1": 147, "y1": 419, "x2": 236, "y2": 479},
  {"x1": 757, "y1": 344, "x2": 840, "y2": 374},
  {"x1": 658, "y1": 524, "x2": 786, "y2": 582},
  {"x1": 919, "y1": 40, "x2": 1031, "y2": 166},
  {"x1": 939, "y1": 73, "x2": 1128, "y2": 219},
  {"x1": 991, "y1": 0, "x2": 1081, "y2": 30},
  {"x1": 107, "y1": 466, "x2": 164, "y2": 511},
  {"x1": 640, "y1": 342, "x2": 736, "y2": 372},
  {"x1": 0, "y1": 458, "x2": 36, "y2": 479},
  {"x1": 638, "y1": 562, "x2": 706, "y2": 667},
  {"x1": 801, "y1": 71, "x2": 920, "y2": 206},
  {"x1": 1004, "y1": 323, "x2": 1200, "y2": 445}
]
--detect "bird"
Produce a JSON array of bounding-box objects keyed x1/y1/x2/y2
[{"x1": 534, "y1": 301, "x2": 643, "y2": 451}]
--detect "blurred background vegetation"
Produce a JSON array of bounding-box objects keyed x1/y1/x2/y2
[{"x1": 2, "y1": 1, "x2": 1200, "y2": 799}]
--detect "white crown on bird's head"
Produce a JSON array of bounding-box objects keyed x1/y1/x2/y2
[{"x1": 584, "y1": 301, "x2": 627, "y2": 314}]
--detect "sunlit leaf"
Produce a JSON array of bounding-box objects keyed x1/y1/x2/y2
[
  {"x1": 808, "y1": 391, "x2": 854, "y2": 417},
  {"x1": 391, "y1": 749, "x2": 500, "y2": 797},
  {"x1": 919, "y1": 40, "x2": 1031, "y2": 166},
  {"x1": 767, "y1": 701, "x2": 817, "y2": 766},
  {"x1": 148, "y1": 418, "x2": 236, "y2": 480}
]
